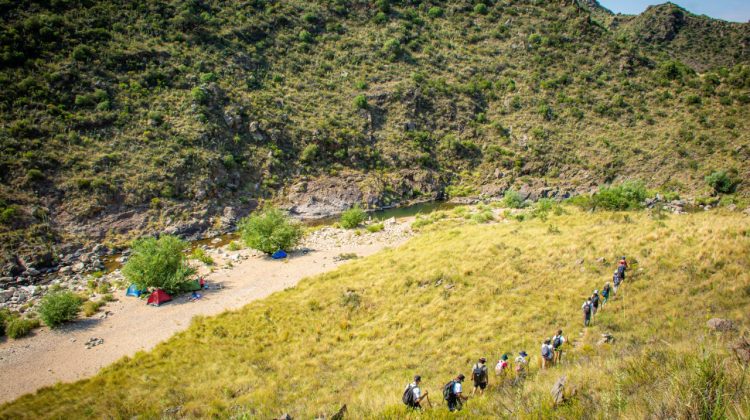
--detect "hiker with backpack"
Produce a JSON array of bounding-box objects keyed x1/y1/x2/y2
[
  {"x1": 495, "y1": 354, "x2": 510, "y2": 379},
  {"x1": 514, "y1": 351, "x2": 529, "y2": 378},
  {"x1": 601, "y1": 282, "x2": 611, "y2": 305},
  {"x1": 402, "y1": 375, "x2": 430, "y2": 409},
  {"x1": 613, "y1": 270, "x2": 622, "y2": 294},
  {"x1": 618, "y1": 256, "x2": 628, "y2": 280},
  {"x1": 471, "y1": 357, "x2": 489, "y2": 395},
  {"x1": 582, "y1": 298, "x2": 593, "y2": 327},
  {"x1": 591, "y1": 290, "x2": 601, "y2": 317},
  {"x1": 540, "y1": 339, "x2": 554, "y2": 369},
  {"x1": 443, "y1": 374, "x2": 468, "y2": 412},
  {"x1": 552, "y1": 330, "x2": 565, "y2": 364}
]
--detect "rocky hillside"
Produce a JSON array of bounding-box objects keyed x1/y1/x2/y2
[{"x1": 1, "y1": 0, "x2": 749, "y2": 273}]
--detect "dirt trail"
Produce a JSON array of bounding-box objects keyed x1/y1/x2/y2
[{"x1": 0, "y1": 223, "x2": 412, "y2": 403}]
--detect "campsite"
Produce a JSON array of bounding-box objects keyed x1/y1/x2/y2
[{"x1": 1, "y1": 0, "x2": 749, "y2": 418}]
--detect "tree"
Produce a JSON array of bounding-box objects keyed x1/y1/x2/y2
[
  {"x1": 238, "y1": 208, "x2": 303, "y2": 254},
  {"x1": 340, "y1": 205, "x2": 366, "y2": 229},
  {"x1": 38, "y1": 291, "x2": 82, "y2": 328},
  {"x1": 122, "y1": 235, "x2": 195, "y2": 294}
]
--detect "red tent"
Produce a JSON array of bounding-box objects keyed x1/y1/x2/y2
[{"x1": 147, "y1": 289, "x2": 172, "y2": 306}]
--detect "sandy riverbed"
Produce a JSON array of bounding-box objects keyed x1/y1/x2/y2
[{"x1": 0, "y1": 219, "x2": 413, "y2": 403}]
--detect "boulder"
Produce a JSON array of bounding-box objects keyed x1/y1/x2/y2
[
  {"x1": 597, "y1": 333, "x2": 615, "y2": 346},
  {"x1": 707, "y1": 318, "x2": 735, "y2": 332},
  {"x1": 551, "y1": 375, "x2": 566, "y2": 405},
  {"x1": 72, "y1": 262, "x2": 86, "y2": 273}
]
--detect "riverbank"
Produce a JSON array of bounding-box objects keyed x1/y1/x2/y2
[{"x1": 0, "y1": 218, "x2": 415, "y2": 403}]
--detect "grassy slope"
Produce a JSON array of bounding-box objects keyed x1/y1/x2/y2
[
  {"x1": 2, "y1": 207, "x2": 749, "y2": 418},
  {"x1": 1, "y1": 0, "x2": 749, "y2": 261}
]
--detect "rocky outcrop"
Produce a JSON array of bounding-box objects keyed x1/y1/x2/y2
[{"x1": 707, "y1": 318, "x2": 736, "y2": 332}]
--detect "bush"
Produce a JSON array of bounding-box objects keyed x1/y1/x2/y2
[
  {"x1": 38, "y1": 291, "x2": 82, "y2": 328},
  {"x1": 122, "y1": 235, "x2": 195, "y2": 294},
  {"x1": 503, "y1": 189, "x2": 526, "y2": 208},
  {"x1": 588, "y1": 181, "x2": 649, "y2": 210},
  {"x1": 190, "y1": 247, "x2": 214, "y2": 265},
  {"x1": 238, "y1": 208, "x2": 303, "y2": 254},
  {"x1": 705, "y1": 170, "x2": 738, "y2": 194},
  {"x1": 366, "y1": 222, "x2": 384, "y2": 233},
  {"x1": 381, "y1": 38, "x2": 402, "y2": 61},
  {"x1": 82, "y1": 300, "x2": 105, "y2": 317},
  {"x1": 340, "y1": 206, "x2": 366, "y2": 229},
  {"x1": 300, "y1": 144, "x2": 319, "y2": 162},
  {"x1": 26, "y1": 169, "x2": 44, "y2": 181},
  {"x1": 191, "y1": 86, "x2": 208, "y2": 104},
  {"x1": 6, "y1": 317, "x2": 40, "y2": 339},
  {"x1": 0, "y1": 309, "x2": 10, "y2": 336},
  {"x1": 474, "y1": 3, "x2": 488, "y2": 14},
  {"x1": 354, "y1": 94, "x2": 367, "y2": 110},
  {"x1": 427, "y1": 6, "x2": 444, "y2": 18},
  {"x1": 298, "y1": 30, "x2": 313, "y2": 43}
]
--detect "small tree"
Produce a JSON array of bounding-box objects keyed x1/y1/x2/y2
[
  {"x1": 38, "y1": 291, "x2": 82, "y2": 328},
  {"x1": 340, "y1": 205, "x2": 367, "y2": 229},
  {"x1": 123, "y1": 235, "x2": 195, "y2": 294},
  {"x1": 503, "y1": 189, "x2": 525, "y2": 209},
  {"x1": 705, "y1": 171, "x2": 738, "y2": 194},
  {"x1": 354, "y1": 94, "x2": 368, "y2": 110},
  {"x1": 239, "y1": 208, "x2": 303, "y2": 254}
]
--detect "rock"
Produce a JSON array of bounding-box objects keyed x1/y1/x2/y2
[
  {"x1": 597, "y1": 333, "x2": 615, "y2": 346},
  {"x1": 595, "y1": 257, "x2": 606, "y2": 264},
  {"x1": 575, "y1": 258, "x2": 584, "y2": 265},
  {"x1": 707, "y1": 318, "x2": 735, "y2": 332},
  {"x1": 92, "y1": 244, "x2": 108, "y2": 256},
  {"x1": 729, "y1": 336, "x2": 750, "y2": 365},
  {"x1": 59, "y1": 266, "x2": 73, "y2": 275},
  {"x1": 277, "y1": 414, "x2": 293, "y2": 420},
  {"x1": 551, "y1": 375, "x2": 566, "y2": 405},
  {"x1": 218, "y1": 206, "x2": 238, "y2": 230},
  {"x1": 404, "y1": 121, "x2": 416, "y2": 131},
  {"x1": 71, "y1": 262, "x2": 86, "y2": 273}
]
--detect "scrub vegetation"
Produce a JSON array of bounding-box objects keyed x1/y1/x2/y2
[
  {"x1": 1, "y1": 0, "x2": 748, "y2": 265},
  {"x1": 2, "y1": 207, "x2": 748, "y2": 418}
]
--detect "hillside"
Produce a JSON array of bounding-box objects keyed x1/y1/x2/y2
[
  {"x1": 1, "y1": 0, "x2": 749, "y2": 271},
  {"x1": 1, "y1": 207, "x2": 748, "y2": 418}
]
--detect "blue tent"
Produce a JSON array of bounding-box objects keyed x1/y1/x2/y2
[
  {"x1": 271, "y1": 250, "x2": 288, "y2": 260},
  {"x1": 126, "y1": 284, "x2": 144, "y2": 297}
]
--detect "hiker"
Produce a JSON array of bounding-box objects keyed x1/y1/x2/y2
[
  {"x1": 495, "y1": 354, "x2": 510, "y2": 378},
  {"x1": 402, "y1": 375, "x2": 430, "y2": 409},
  {"x1": 541, "y1": 339, "x2": 554, "y2": 369},
  {"x1": 471, "y1": 358, "x2": 489, "y2": 395},
  {"x1": 591, "y1": 290, "x2": 600, "y2": 317},
  {"x1": 601, "y1": 282, "x2": 611, "y2": 305},
  {"x1": 618, "y1": 256, "x2": 628, "y2": 280},
  {"x1": 552, "y1": 330, "x2": 566, "y2": 364},
  {"x1": 613, "y1": 270, "x2": 622, "y2": 294},
  {"x1": 582, "y1": 298, "x2": 593, "y2": 327},
  {"x1": 443, "y1": 374, "x2": 468, "y2": 412},
  {"x1": 515, "y1": 351, "x2": 529, "y2": 378}
]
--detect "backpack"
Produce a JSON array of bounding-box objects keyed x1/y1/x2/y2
[
  {"x1": 542, "y1": 345, "x2": 552, "y2": 360},
  {"x1": 553, "y1": 336, "x2": 562, "y2": 349},
  {"x1": 402, "y1": 384, "x2": 416, "y2": 406},
  {"x1": 443, "y1": 380, "x2": 456, "y2": 400},
  {"x1": 591, "y1": 294, "x2": 599, "y2": 305},
  {"x1": 617, "y1": 265, "x2": 625, "y2": 275},
  {"x1": 472, "y1": 364, "x2": 487, "y2": 382},
  {"x1": 583, "y1": 302, "x2": 591, "y2": 314},
  {"x1": 495, "y1": 360, "x2": 508, "y2": 375}
]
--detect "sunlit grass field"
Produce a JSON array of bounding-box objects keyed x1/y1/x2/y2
[{"x1": 2, "y1": 208, "x2": 749, "y2": 419}]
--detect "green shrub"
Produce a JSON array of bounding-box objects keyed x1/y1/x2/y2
[
  {"x1": 122, "y1": 235, "x2": 195, "y2": 294},
  {"x1": 0, "y1": 309, "x2": 10, "y2": 336},
  {"x1": 82, "y1": 300, "x2": 105, "y2": 317},
  {"x1": 366, "y1": 223, "x2": 384, "y2": 233},
  {"x1": 427, "y1": 6, "x2": 444, "y2": 18},
  {"x1": 191, "y1": 87, "x2": 208, "y2": 104},
  {"x1": 588, "y1": 181, "x2": 649, "y2": 210},
  {"x1": 381, "y1": 38, "x2": 402, "y2": 61},
  {"x1": 474, "y1": 3, "x2": 488, "y2": 14},
  {"x1": 6, "y1": 317, "x2": 40, "y2": 339},
  {"x1": 0, "y1": 206, "x2": 19, "y2": 225},
  {"x1": 38, "y1": 291, "x2": 82, "y2": 328},
  {"x1": 354, "y1": 94, "x2": 367, "y2": 110},
  {"x1": 300, "y1": 144, "x2": 319, "y2": 162},
  {"x1": 190, "y1": 247, "x2": 215, "y2": 265},
  {"x1": 298, "y1": 30, "x2": 313, "y2": 43},
  {"x1": 227, "y1": 241, "x2": 242, "y2": 251},
  {"x1": 238, "y1": 208, "x2": 303, "y2": 254},
  {"x1": 340, "y1": 206, "x2": 366, "y2": 229},
  {"x1": 26, "y1": 169, "x2": 44, "y2": 181},
  {"x1": 705, "y1": 170, "x2": 738, "y2": 194},
  {"x1": 503, "y1": 189, "x2": 526, "y2": 208}
]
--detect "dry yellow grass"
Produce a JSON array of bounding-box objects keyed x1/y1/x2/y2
[{"x1": 1, "y1": 208, "x2": 749, "y2": 419}]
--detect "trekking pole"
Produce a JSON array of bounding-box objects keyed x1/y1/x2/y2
[{"x1": 426, "y1": 394, "x2": 433, "y2": 409}]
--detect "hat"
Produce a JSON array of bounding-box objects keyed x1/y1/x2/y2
[
  {"x1": 544, "y1": 338, "x2": 551, "y2": 344},
  {"x1": 457, "y1": 373, "x2": 465, "y2": 381},
  {"x1": 479, "y1": 357, "x2": 486, "y2": 363},
  {"x1": 414, "y1": 375, "x2": 421, "y2": 382},
  {"x1": 519, "y1": 350, "x2": 528, "y2": 357},
  {"x1": 501, "y1": 354, "x2": 508, "y2": 360},
  {"x1": 621, "y1": 256, "x2": 626, "y2": 259},
  {"x1": 594, "y1": 289, "x2": 599, "y2": 293}
]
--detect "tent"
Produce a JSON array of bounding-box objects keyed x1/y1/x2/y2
[
  {"x1": 147, "y1": 289, "x2": 172, "y2": 306},
  {"x1": 184, "y1": 280, "x2": 202, "y2": 291},
  {"x1": 126, "y1": 284, "x2": 144, "y2": 297},
  {"x1": 271, "y1": 250, "x2": 288, "y2": 260}
]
